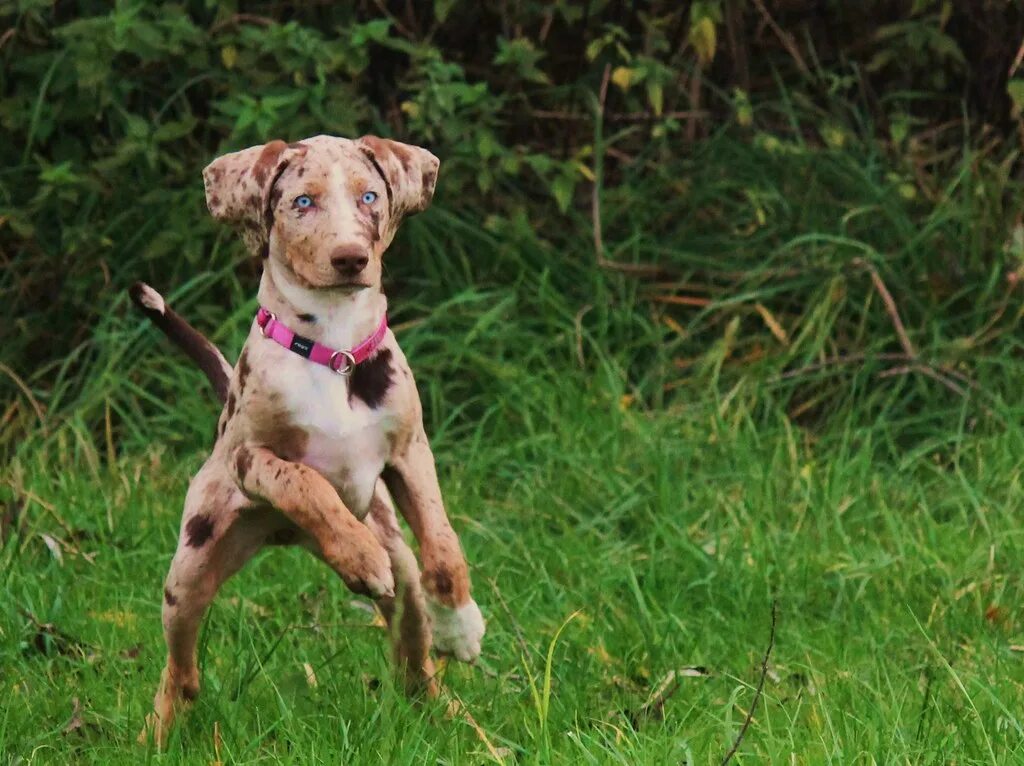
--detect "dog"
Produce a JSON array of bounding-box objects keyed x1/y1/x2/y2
[{"x1": 131, "y1": 135, "x2": 485, "y2": 746}]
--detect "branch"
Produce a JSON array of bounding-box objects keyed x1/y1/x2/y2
[
  {"x1": 854, "y1": 258, "x2": 917, "y2": 358},
  {"x1": 750, "y1": 0, "x2": 810, "y2": 77},
  {"x1": 721, "y1": 600, "x2": 777, "y2": 765}
]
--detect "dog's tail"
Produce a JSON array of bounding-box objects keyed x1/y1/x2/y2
[{"x1": 128, "y1": 282, "x2": 232, "y2": 404}]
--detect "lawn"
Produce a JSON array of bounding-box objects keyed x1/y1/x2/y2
[{"x1": 3, "y1": 130, "x2": 1024, "y2": 764}]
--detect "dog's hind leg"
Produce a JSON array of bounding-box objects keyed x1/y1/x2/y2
[
  {"x1": 364, "y1": 481, "x2": 438, "y2": 697},
  {"x1": 140, "y1": 463, "x2": 269, "y2": 748}
]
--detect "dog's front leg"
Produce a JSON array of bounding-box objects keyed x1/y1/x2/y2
[
  {"x1": 383, "y1": 429, "x2": 484, "y2": 662},
  {"x1": 233, "y1": 445, "x2": 395, "y2": 598}
]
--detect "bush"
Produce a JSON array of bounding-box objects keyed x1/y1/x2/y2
[{"x1": 2, "y1": 0, "x2": 1023, "y2": 454}]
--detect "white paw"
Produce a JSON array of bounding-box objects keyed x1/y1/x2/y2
[{"x1": 428, "y1": 599, "x2": 485, "y2": 662}]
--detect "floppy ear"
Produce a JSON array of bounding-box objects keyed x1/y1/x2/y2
[
  {"x1": 202, "y1": 139, "x2": 307, "y2": 256},
  {"x1": 355, "y1": 136, "x2": 439, "y2": 222}
]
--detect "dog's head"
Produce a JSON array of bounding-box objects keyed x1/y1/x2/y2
[{"x1": 202, "y1": 135, "x2": 438, "y2": 290}]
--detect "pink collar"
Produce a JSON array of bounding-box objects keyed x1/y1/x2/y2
[{"x1": 256, "y1": 307, "x2": 388, "y2": 375}]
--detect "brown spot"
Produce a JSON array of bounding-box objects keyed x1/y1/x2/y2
[
  {"x1": 237, "y1": 348, "x2": 251, "y2": 391},
  {"x1": 365, "y1": 209, "x2": 381, "y2": 243},
  {"x1": 164, "y1": 588, "x2": 178, "y2": 606},
  {"x1": 297, "y1": 313, "x2": 316, "y2": 323},
  {"x1": 252, "y1": 140, "x2": 288, "y2": 188},
  {"x1": 297, "y1": 167, "x2": 306, "y2": 177},
  {"x1": 420, "y1": 169, "x2": 436, "y2": 209},
  {"x1": 185, "y1": 515, "x2": 215, "y2": 547},
  {"x1": 209, "y1": 195, "x2": 221, "y2": 208},
  {"x1": 270, "y1": 423, "x2": 308, "y2": 462},
  {"x1": 349, "y1": 348, "x2": 393, "y2": 409},
  {"x1": 428, "y1": 565, "x2": 454, "y2": 597},
  {"x1": 225, "y1": 392, "x2": 236, "y2": 419},
  {"x1": 235, "y1": 447, "x2": 254, "y2": 481}
]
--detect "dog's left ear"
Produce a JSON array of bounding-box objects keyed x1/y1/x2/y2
[{"x1": 356, "y1": 136, "x2": 439, "y2": 221}]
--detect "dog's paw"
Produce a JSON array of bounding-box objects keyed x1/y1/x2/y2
[
  {"x1": 428, "y1": 599, "x2": 485, "y2": 662},
  {"x1": 334, "y1": 533, "x2": 395, "y2": 599}
]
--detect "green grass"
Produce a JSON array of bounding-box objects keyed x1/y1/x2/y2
[{"x1": 4, "y1": 125, "x2": 1024, "y2": 763}]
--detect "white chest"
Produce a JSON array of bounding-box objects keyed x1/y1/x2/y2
[{"x1": 277, "y1": 359, "x2": 395, "y2": 516}]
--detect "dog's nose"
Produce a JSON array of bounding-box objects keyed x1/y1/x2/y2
[{"x1": 330, "y1": 246, "x2": 369, "y2": 277}]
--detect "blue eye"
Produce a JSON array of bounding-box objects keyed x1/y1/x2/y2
[
  {"x1": 361, "y1": 191, "x2": 378, "y2": 205},
  {"x1": 295, "y1": 195, "x2": 314, "y2": 209}
]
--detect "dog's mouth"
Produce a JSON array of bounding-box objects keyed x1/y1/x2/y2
[{"x1": 327, "y1": 280, "x2": 372, "y2": 291}]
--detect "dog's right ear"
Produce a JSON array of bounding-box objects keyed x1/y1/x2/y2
[{"x1": 202, "y1": 140, "x2": 307, "y2": 254}]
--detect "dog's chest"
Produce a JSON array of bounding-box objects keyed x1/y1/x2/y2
[{"x1": 277, "y1": 363, "x2": 395, "y2": 516}]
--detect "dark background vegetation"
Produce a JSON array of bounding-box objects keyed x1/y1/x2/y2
[{"x1": 3, "y1": 0, "x2": 1024, "y2": 454}]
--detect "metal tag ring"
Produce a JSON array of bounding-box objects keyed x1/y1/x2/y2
[{"x1": 330, "y1": 350, "x2": 357, "y2": 375}]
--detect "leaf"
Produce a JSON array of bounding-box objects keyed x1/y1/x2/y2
[
  {"x1": 611, "y1": 66, "x2": 637, "y2": 91},
  {"x1": 220, "y1": 45, "x2": 237, "y2": 69},
  {"x1": 551, "y1": 173, "x2": 576, "y2": 213},
  {"x1": 302, "y1": 661, "x2": 318, "y2": 688},
  {"x1": 754, "y1": 303, "x2": 789, "y2": 345},
  {"x1": 688, "y1": 16, "x2": 716, "y2": 66},
  {"x1": 434, "y1": 0, "x2": 459, "y2": 23},
  {"x1": 493, "y1": 37, "x2": 549, "y2": 84},
  {"x1": 646, "y1": 81, "x2": 663, "y2": 116},
  {"x1": 40, "y1": 533, "x2": 63, "y2": 563},
  {"x1": 63, "y1": 698, "x2": 84, "y2": 735}
]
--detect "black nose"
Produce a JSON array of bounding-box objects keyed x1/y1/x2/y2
[{"x1": 330, "y1": 246, "x2": 369, "y2": 277}]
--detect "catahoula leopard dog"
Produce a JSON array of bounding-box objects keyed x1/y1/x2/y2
[{"x1": 130, "y1": 135, "x2": 485, "y2": 746}]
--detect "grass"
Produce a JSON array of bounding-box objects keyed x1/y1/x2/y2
[{"x1": 3, "y1": 123, "x2": 1024, "y2": 763}]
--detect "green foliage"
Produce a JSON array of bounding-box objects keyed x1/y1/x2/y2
[{"x1": 2, "y1": 0, "x2": 1023, "y2": 451}]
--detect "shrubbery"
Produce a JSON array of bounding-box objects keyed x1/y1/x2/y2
[{"x1": 3, "y1": 0, "x2": 1023, "y2": 452}]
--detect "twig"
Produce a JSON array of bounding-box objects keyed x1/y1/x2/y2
[
  {"x1": 854, "y1": 258, "x2": 917, "y2": 358},
  {"x1": 441, "y1": 687, "x2": 507, "y2": 764},
  {"x1": 208, "y1": 13, "x2": 275, "y2": 34},
  {"x1": 775, "y1": 352, "x2": 912, "y2": 381},
  {"x1": 0, "y1": 362, "x2": 46, "y2": 426},
  {"x1": 879, "y1": 364, "x2": 967, "y2": 398},
  {"x1": 721, "y1": 600, "x2": 777, "y2": 766},
  {"x1": 1010, "y1": 37, "x2": 1024, "y2": 78},
  {"x1": 750, "y1": 0, "x2": 810, "y2": 77},
  {"x1": 592, "y1": 63, "x2": 611, "y2": 266},
  {"x1": 647, "y1": 294, "x2": 712, "y2": 307},
  {"x1": 636, "y1": 666, "x2": 710, "y2": 722}
]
